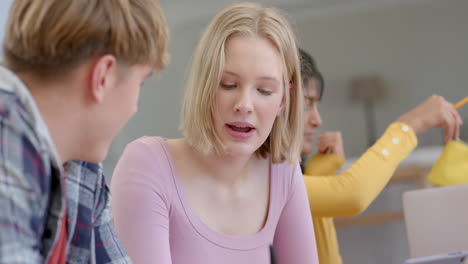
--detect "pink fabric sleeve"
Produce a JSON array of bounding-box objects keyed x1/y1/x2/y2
[
  {"x1": 273, "y1": 164, "x2": 319, "y2": 264},
  {"x1": 110, "y1": 139, "x2": 172, "y2": 264}
]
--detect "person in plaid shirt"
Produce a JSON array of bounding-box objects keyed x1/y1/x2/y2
[{"x1": 0, "y1": 0, "x2": 169, "y2": 263}]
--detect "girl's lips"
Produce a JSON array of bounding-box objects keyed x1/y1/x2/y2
[
  {"x1": 226, "y1": 121, "x2": 255, "y2": 129},
  {"x1": 225, "y1": 123, "x2": 255, "y2": 139}
]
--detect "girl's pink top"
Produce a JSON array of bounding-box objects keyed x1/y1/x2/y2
[{"x1": 111, "y1": 136, "x2": 318, "y2": 264}]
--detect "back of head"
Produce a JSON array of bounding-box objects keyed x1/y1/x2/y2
[
  {"x1": 3, "y1": 0, "x2": 169, "y2": 79},
  {"x1": 180, "y1": 2, "x2": 303, "y2": 164}
]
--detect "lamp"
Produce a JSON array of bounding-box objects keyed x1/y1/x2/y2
[{"x1": 349, "y1": 74, "x2": 385, "y2": 146}]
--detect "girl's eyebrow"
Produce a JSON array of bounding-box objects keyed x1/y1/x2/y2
[{"x1": 223, "y1": 71, "x2": 280, "y2": 84}]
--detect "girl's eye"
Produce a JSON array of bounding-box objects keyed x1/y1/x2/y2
[
  {"x1": 221, "y1": 83, "x2": 236, "y2": 89},
  {"x1": 258, "y1": 88, "x2": 272, "y2": 95}
]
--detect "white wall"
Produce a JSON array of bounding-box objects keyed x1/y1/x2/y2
[{"x1": 0, "y1": 1, "x2": 13, "y2": 59}]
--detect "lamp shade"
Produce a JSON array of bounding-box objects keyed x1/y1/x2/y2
[{"x1": 349, "y1": 74, "x2": 385, "y2": 103}]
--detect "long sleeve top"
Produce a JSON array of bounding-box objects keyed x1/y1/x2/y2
[
  {"x1": 111, "y1": 136, "x2": 319, "y2": 264},
  {"x1": 304, "y1": 122, "x2": 417, "y2": 264}
]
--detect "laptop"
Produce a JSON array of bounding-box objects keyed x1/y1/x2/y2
[
  {"x1": 403, "y1": 251, "x2": 468, "y2": 264},
  {"x1": 402, "y1": 184, "x2": 468, "y2": 261}
]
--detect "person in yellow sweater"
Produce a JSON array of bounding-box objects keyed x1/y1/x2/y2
[{"x1": 298, "y1": 49, "x2": 463, "y2": 264}]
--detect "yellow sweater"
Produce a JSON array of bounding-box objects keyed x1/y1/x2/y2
[{"x1": 304, "y1": 122, "x2": 417, "y2": 264}]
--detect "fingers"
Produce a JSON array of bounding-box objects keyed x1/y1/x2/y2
[
  {"x1": 395, "y1": 95, "x2": 462, "y2": 136},
  {"x1": 317, "y1": 132, "x2": 338, "y2": 152},
  {"x1": 448, "y1": 102, "x2": 463, "y2": 139},
  {"x1": 316, "y1": 138, "x2": 330, "y2": 153},
  {"x1": 316, "y1": 132, "x2": 345, "y2": 159},
  {"x1": 442, "y1": 110, "x2": 455, "y2": 143},
  {"x1": 441, "y1": 99, "x2": 462, "y2": 142}
]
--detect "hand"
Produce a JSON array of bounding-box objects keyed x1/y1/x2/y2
[
  {"x1": 316, "y1": 131, "x2": 346, "y2": 160},
  {"x1": 396, "y1": 95, "x2": 463, "y2": 142}
]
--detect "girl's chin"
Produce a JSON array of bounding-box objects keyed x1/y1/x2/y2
[{"x1": 222, "y1": 142, "x2": 261, "y2": 157}]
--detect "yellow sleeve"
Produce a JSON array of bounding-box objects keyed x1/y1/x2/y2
[
  {"x1": 304, "y1": 153, "x2": 345, "y2": 176},
  {"x1": 304, "y1": 122, "x2": 418, "y2": 218}
]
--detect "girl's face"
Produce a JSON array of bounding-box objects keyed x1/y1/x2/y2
[
  {"x1": 213, "y1": 34, "x2": 285, "y2": 157},
  {"x1": 301, "y1": 79, "x2": 322, "y2": 156}
]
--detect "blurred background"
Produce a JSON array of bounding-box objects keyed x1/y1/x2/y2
[{"x1": 1, "y1": 0, "x2": 467, "y2": 263}]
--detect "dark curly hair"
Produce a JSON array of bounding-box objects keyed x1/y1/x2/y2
[{"x1": 299, "y1": 48, "x2": 324, "y2": 100}]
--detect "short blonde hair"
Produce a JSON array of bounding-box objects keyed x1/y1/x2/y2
[
  {"x1": 180, "y1": 2, "x2": 303, "y2": 164},
  {"x1": 3, "y1": 0, "x2": 169, "y2": 77}
]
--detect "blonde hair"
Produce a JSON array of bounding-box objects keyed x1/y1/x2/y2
[
  {"x1": 180, "y1": 2, "x2": 303, "y2": 164},
  {"x1": 3, "y1": 0, "x2": 169, "y2": 77}
]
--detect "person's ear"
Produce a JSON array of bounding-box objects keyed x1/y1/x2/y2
[{"x1": 89, "y1": 55, "x2": 117, "y2": 103}]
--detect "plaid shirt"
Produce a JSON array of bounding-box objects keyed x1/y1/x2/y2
[{"x1": 0, "y1": 66, "x2": 132, "y2": 263}]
